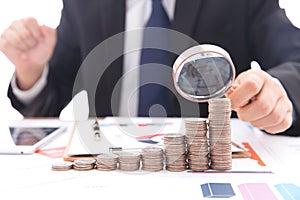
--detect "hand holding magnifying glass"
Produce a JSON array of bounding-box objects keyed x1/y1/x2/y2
[
  {"x1": 173, "y1": 45, "x2": 293, "y2": 134},
  {"x1": 225, "y1": 62, "x2": 293, "y2": 134}
]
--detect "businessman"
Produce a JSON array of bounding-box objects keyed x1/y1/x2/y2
[{"x1": 1, "y1": 0, "x2": 300, "y2": 136}]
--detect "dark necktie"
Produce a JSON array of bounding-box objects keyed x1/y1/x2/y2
[{"x1": 138, "y1": 0, "x2": 172, "y2": 117}]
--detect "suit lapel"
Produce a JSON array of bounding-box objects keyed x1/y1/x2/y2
[
  {"x1": 99, "y1": 0, "x2": 126, "y2": 37},
  {"x1": 95, "y1": 0, "x2": 126, "y2": 116},
  {"x1": 172, "y1": 0, "x2": 203, "y2": 37}
]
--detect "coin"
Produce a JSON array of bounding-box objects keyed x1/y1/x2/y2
[
  {"x1": 52, "y1": 161, "x2": 73, "y2": 171},
  {"x1": 73, "y1": 158, "x2": 96, "y2": 171},
  {"x1": 164, "y1": 133, "x2": 187, "y2": 172},
  {"x1": 141, "y1": 146, "x2": 164, "y2": 172},
  {"x1": 208, "y1": 97, "x2": 232, "y2": 170},
  {"x1": 96, "y1": 153, "x2": 119, "y2": 171},
  {"x1": 116, "y1": 151, "x2": 141, "y2": 171},
  {"x1": 184, "y1": 118, "x2": 210, "y2": 171}
]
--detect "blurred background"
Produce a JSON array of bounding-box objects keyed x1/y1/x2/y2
[
  {"x1": 0, "y1": 0, "x2": 299, "y2": 120},
  {"x1": 0, "y1": 0, "x2": 62, "y2": 120}
]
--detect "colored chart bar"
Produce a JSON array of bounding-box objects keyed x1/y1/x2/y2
[
  {"x1": 275, "y1": 183, "x2": 300, "y2": 200},
  {"x1": 201, "y1": 183, "x2": 235, "y2": 198},
  {"x1": 238, "y1": 183, "x2": 278, "y2": 200}
]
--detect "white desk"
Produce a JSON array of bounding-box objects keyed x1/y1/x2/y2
[{"x1": 0, "y1": 118, "x2": 299, "y2": 200}]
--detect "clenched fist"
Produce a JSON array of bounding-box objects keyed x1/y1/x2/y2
[{"x1": 0, "y1": 17, "x2": 56, "y2": 90}]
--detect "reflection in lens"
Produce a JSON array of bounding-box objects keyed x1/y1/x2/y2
[
  {"x1": 178, "y1": 56, "x2": 232, "y2": 97},
  {"x1": 173, "y1": 45, "x2": 235, "y2": 102}
]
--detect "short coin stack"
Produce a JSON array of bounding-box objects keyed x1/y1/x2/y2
[
  {"x1": 117, "y1": 152, "x2": 141, "y2": 171},
  {"x1": 141, "y1": 146, "x2": 164, "y2": 172},
  {"x1": 164, "y1": 133, "x2": 187, "y2": 172},
  {"x1": 52, "y1": 161, "x2": 73, "y2": 171},
  {"x1": 73, "y1": 158, "x2": 96, "y2": 171},
  {"x1": 208, "y1": 98, "x2": 232, "y2": 170},
  {"x1": 95, "y1": 153, "x2": 119, "y2": 171},
  {"x1": 185, "y1": 118, "x2": 210, "y2": 171}
]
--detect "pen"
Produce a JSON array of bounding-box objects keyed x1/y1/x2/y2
[
  {"x1": 231, "y1": 141, "x2": 252, "y2": 158},
  {"x1": 35, "y1": 126, "x2": 67, "y2": 151},
  {"x1": 231, "y1": 141, "x2": 248, "y2": 152},
  {"x1": 93, "y1": 120, "x2": 101, "y2": 140}
]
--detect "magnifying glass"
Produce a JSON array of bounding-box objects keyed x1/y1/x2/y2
[{"x1": 173, "y1": 44, "x2": 236, "y2": 102}]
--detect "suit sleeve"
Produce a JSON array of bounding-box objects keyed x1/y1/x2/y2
[
  {"x1": 8, "y1": 1, "x2": 82, "y2": 117},
  {"x1": 248, "y1": 0, "x2": 300, "y2": 136}
]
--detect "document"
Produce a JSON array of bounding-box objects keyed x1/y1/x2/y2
[{"x1": 64, "y1": 117, "x2": 272, "y2": 173}]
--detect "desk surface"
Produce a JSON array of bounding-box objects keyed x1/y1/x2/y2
[{"x1": 0, "y1": 118, "x2": 299, "y2": 200}]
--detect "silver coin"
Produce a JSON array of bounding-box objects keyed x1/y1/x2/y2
[{"x1": 52, "y1": 161, "x2": 73, "y2": 171}]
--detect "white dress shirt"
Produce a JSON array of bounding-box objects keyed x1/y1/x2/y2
[{"x1": 11, "y1": 0, "x2": 176, "y2": 116}]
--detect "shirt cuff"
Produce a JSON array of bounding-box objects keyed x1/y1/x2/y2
[{"x1": 11, "y1": 65, "x2": 49, "y2": 105}]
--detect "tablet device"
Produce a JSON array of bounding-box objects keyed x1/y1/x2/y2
[{"x1": 0, "y1": 119, "x2": 67, "y2": 154}]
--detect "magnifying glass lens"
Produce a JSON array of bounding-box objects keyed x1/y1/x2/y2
[{"x1": 173, "y1": 45, "x2": 235, "y2": 102}]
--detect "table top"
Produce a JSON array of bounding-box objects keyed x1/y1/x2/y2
[{"x1": 0, "y1": 117, "x2": 299, "y2": 200}]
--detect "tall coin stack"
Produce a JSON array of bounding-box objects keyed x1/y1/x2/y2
[
  {"x1": 164, "y1": 133, "x2": 187, "y2": 172},
  {"x1": 117, "y1": 152, "x2": 141, "y2": 171},
  {"x1": 185, "y1": 118, "x2": 210, "y2": 171},
  {"x1": 208, "y1": 98, "x2": 232, "y2": 170},
  {"x1": 141, "y1": 146, "x2": 164, "y2": 172}
]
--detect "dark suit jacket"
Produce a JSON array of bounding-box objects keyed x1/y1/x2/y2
[{"x1": 8, "y1": 0, "x2": 300, "y2": 136}]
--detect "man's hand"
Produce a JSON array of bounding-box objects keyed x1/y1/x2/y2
[
  {"x1": 226, "y1": 69, "x2": 293, "y2": 134},
  {"x1": 0, "y1": 17, "x2": 56, "y2": 90}
]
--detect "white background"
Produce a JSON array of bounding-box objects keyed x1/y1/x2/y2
[{"x1": 0, "y1": 0, "x2": 299, "y2": 120}]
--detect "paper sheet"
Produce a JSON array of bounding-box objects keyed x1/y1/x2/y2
[{"x1": 1, "y1": 118, "x2": 300, "y2": 200}]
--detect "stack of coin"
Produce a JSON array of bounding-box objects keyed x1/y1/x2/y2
[
  {"x1": 95, "y1": 153, "x2": 119, "y2": 171},
  {"x1": 117, "y1": 152, "x2": 141, "y2": 171},
  {"x1": 52, "y1": 161, "x2": 73, "y2": 171},
  {"x1": 141, "y1": 146, "x2": 164, "y2": 172},
  {"x1": 208, "y1": 98, "x2": 232, "y2": 170},
  {"x1": 73, "y1": 158, "x2": 96, "y2": 171},
  {"x1": 185, "y1": 118, "x2": 210, "y2": 171},
  {"x1": 164, "y1": 133, "x2": 187, "y2": 172}
]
